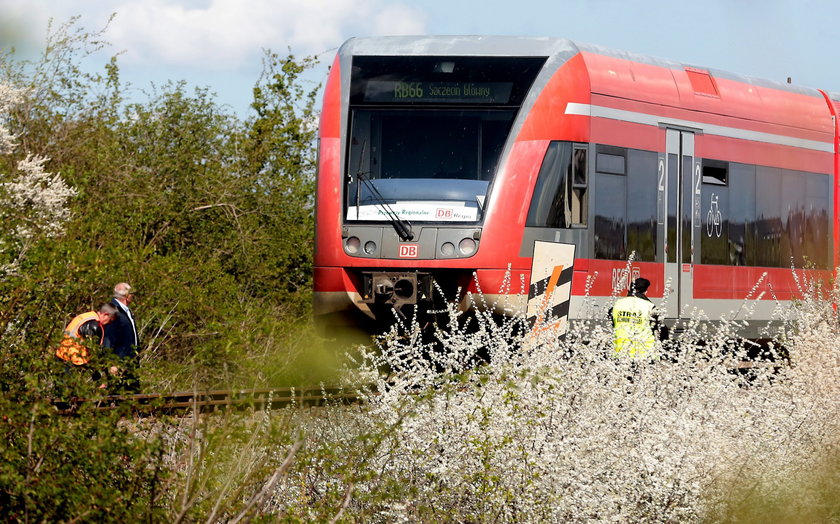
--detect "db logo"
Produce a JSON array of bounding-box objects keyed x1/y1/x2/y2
[
  {"x1": 398, "y1": 244, "x2": 418, "y2": 258},
  {"x1": 436, "y1": 208, "x2": 453, "y2": 219}
]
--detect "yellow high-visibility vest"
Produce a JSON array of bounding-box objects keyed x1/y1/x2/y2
[
  {"x1": 611, "y1": 296, "x2": 657, "y2": 359},
  {"x1": 55, "y1": 311, "x2": 101, "y2": 366}
]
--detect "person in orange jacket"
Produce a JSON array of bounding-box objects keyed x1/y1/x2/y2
[{"x1": 55, "y1": 303, "x2": 118, "y2": 366}]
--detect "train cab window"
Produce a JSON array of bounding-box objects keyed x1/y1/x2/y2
[
  {"x1": 526, "y1": 141, "x2": 588, "y2": 228},
  {"x1": 570, "y1": 145, "x2": 588, "y2": 226}
]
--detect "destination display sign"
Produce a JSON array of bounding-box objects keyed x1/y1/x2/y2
[
  {"x1": 364, "y1": 81, "x2": 513, "y2": 104},
  {"x1": 347, "y1": 202, "x2": 479, "y2": 222}
]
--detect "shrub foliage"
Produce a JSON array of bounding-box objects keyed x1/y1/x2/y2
[
  {"x1": 1, "y1": 18, "x2": 838, "y2": 524},
  {"x1": 0, "y1": 18, "x2": 321, "y2": 520}
]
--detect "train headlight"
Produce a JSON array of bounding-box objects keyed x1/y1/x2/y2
[
  {"x1": 458, "y1": 238, "x2": 477, "y2": 256},
  {"x1": 364, "y1": 241, "x2": 377, "y2": 255},
  {"x1": 440, "y1": 242, "x2": 455, "y2": 256},
  {"x1": 345, "y1": 236, "x2": 361, "y2": 254}
]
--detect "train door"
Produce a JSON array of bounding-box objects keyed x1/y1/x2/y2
[{"x1": 660, "y1": 128, "x2": 701, "y2": 319}]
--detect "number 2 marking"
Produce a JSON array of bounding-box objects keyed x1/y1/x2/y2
[
  {"x1": 658, "y1": 159, "x2": 665, "y2": 191},
  {"x1": 695, "y1": 163, "x2": 701, "y2": 195}
]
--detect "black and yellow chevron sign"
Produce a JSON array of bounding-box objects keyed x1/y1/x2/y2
[{"x1": 527, "y1": 241, "x2": 576, "y2": 336}]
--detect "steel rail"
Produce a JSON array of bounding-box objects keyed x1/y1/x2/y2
[{"x1": 51, "y1": 385, "x2": 364, "y2": 416}]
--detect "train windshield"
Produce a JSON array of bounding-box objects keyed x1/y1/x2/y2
[{"x1": 345, "y1": 55, "x2": 545, "y2": 223}]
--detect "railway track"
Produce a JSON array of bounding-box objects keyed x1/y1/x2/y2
[
  {"x1": 49, "y1": 354, "x2": 783, "y2": 417},
  {"x1": 52, "y1": 385, "x2": 363, "y2": 416}
]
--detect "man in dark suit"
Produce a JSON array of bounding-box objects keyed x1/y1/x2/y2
[{"x1": 103, "y1": 282, "x2": 140, "y2": 392}]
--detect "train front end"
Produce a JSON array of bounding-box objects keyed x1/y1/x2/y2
[{"x1": 314, "y1": 37, "x2": 552, "y2": 331}]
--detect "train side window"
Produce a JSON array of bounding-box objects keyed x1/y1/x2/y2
[
  {"x1": 596, "y1": 145, "x2": 626, "y2": 175},
  {"x1": 594, "y1": 145, "x2": 628, "y2": 260},
  {"x1": 626, "y1": 149, "x2": 657, "y2": 261},
  {"x1": 526, "y1": 141, "x2": 588, "y2": 228},
  {"x1": 805, "y1": 172, "x2": 830, "y2": 269},
  {"x1": 593, "y1": 170, "x2": 627, "y2": 260},
  {"x1": 700, "y1": 159, "x2": 730, "y2": 265},
  {"x1": 702, "y1": 159, "x2": 728, "y2": 185},
  {"x1": 699, "y1": 158, "x2": 728, "y2": 265},
  {"x1": 781, "y1": 170, "x2": 807, "y2": 268},
  {"x1": 728, "y1": 163, "x2": 756, "y2": 266},
  {"x1": 755, "y1": 166, "x2": 782, "y2": 267},
  {"x1": 571, "y1": 145, "x2": 588, "y2": 226}
]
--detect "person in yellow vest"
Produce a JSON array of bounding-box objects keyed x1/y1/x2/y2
[
  {"x1": 609, "y1": 277, "x2": 662, "y2": 359},
  {"x1": 55, "y1": 303, "x2": 119, "y2": 366}
]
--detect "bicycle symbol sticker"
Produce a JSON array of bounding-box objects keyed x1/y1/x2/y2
[{"x1": 706, "y1": 193, "x2": 723, "y2": 238}]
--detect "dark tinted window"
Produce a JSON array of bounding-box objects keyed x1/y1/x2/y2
[
  {"x1": 681, "y1": 156, "x2": 693, "y2": 264},
  {"x1": 571, "y1": 146, "x2": 588, "y2": 225},
  {"x1": 526, "y1": 142, "x2": 587, "y2": 228},
  {"x1": 626, "y1": 149, "x2": 657, "y2": 261},
  {"x1": 755, "y1": 166, "x2": 782, "y2": 267},
  {"x1": 781, "y1": 170, "x2": 806, "y2": 267},
  {"x1": 805, "y1": 173, "x2": 830, "y2": 269},
  {"x1": 527, "y1": 142, "x2": 570, "y2": 227},
  {"x1": 596, "y1": 153, "x2": 625, "y2": 175},
  {"x1": 701, "y1": 160, "x2": 729, "y2": 264},
  {"x1": 702, "y1": 159, "x2": 728, "y2": 185},
  {"x1": 349, "y1": 109, "x2": 514, "y2": 183},
  {"x1": 766, "y1": 170, "x2": 830, "y2": 270},
  {"x1": 593, "y1": 146, "x2": 660, "y2": 261},
  {"x1": 727, "y1": 162, "x2": 755, "y2": 266},
  {"x1": 667, "y1": 154, "x2": 678, "y2": 263},
  {"x1": 699, "y1": 162, "x2": 830, "y2": 269},
  {"x1": 594, "y1": 171, "x2": 626, "y2": 260},
  {"x1": 596, "y1": 145, "x2": 626, "y2": 175}
]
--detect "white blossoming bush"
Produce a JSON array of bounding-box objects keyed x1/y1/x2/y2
[
  {"x1": 5, "y1": 154, "x2": 76, "y2": 239},
  {"x1": 0, "y1": 82, "x2": 76, "y2": 274},
  {"x1": 0, "y1": 84, "x2": 23, "y2": 155},
  {"x1": 271, "y1": 270, "x2": 839, "y2": 522}
]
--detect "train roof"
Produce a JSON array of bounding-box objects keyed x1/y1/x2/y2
[
  {"x1": 338, "y1": 36, "x2": 835, "y2": 136},
  {"x1": 339, "y1": 36, "x2": 824, "y2": 97}
]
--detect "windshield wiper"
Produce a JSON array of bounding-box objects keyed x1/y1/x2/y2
[
  {"x1": 356, "y1": 171, "x2": 414, "y2": 241},
  {"x1": 352, "y1": 141, "x2": 414, "y2": 241}
]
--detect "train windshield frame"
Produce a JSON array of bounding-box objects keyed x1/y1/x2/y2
[{"x1": 345, "y1": 55, "x2": 545, "y2": 224}]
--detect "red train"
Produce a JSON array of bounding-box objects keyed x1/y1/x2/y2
[{"x1": 314, "y1": 36, "x2": 839, "y2": 337}]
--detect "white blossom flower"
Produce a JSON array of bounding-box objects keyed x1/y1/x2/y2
[
  {"x1": 0, "y1": 83, "x2": 24, "y2": 155},
  {"x1": 0, "y1": 82, "x2": 77, "y2": 277},
  {"x1": 269, "y1": 271, "x2": 839, "y2": 522},
  {"x1": 4, "y1": 154, "x2": 77, "y2": 240}
]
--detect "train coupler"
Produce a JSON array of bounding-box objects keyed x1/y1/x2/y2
[{"x1": 360, "y1": 271, "x2": 434, "y2": 308}]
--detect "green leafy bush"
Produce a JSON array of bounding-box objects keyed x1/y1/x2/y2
[{"x1": 0, "y1": 17, "x2": 324, "y2": 522}]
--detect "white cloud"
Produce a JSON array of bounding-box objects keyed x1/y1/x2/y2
[
  {"x1": 0, "y1": 0, "x2": 52, "y2": 51},
  {"x1": 9, "y1": 0, "x2": 428, "y2": 70}
]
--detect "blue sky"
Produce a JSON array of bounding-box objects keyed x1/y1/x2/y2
[{"x1": 3, "y1": 0, "x2": 838, "y2": 117}]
